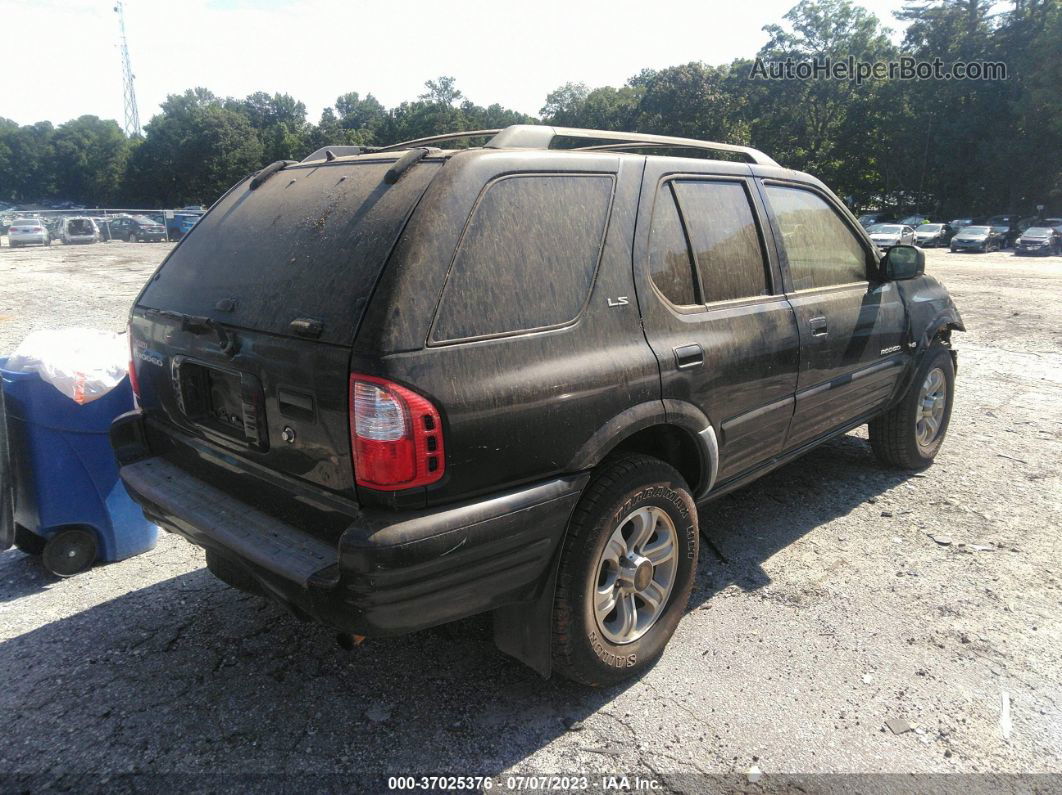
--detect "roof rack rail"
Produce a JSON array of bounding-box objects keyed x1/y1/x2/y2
[
  {"x1": 485, "y1": 125, "x2": 778, "y2": 166},
  {"x1": 301, "y1": 145, "x2": 365, "y2": 163},
  {"x1": 367, "y1": 124, "x2": 778, "y2": 166},
  {"x1": 375, "y1": 129, "x2": 502, "y2": 153}
]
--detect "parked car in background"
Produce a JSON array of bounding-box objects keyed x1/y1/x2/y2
[
  {"x1": 109, "y1": 215, "x2": 167, "y2": 242},
  {"x1": 166, "y1": 211, "x2": 203, "y2": 241},
  {"x1": 985, "y1": 214, "x2": 1021, "y2": 248},
  {"x1": 900, "y1": 214, "x2": 931, "y2": 226},
  {"x1": 914, "y1": 223, "x2": 954, "y2": 248},
  {"x1": 950, "y1": 225, "x2": 1006, "y2": 252},
  {"x1": 949, "y1": 217, "x2": 978, "y2": 232},
  {"x1": 113, "y1": 125, "x2": 964, "y2": 685},
  {"x1": 857, "y1": 211, "x2": 893, "y2": 227},
  {"x1": 7, "y1": 217, "x2": 50, "y2": 247},
  {"x1": 867, "y1": 223, "x2": 915, "y2": 249},
  {"x1": 61, "y1": 217, "x2": 100, "y2": 245},
  {"x1": 1015, "y1": 226, "x2": 1062, "y2": 256}
]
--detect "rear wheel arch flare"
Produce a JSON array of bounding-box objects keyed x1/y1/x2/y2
[{"x1": 605, "y1": 423, "x2": 706, "y2": 497}]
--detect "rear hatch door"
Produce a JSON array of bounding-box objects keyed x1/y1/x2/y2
[{"x1": 131, "y1": 157, "x2": 441, "y2": 501}]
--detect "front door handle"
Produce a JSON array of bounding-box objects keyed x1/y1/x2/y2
[
  {"x1": 673, "y1": 343, "x2": 704, "y2": 369},
  {"x1": 808, "y1": 315, "x2": 828, "y2": 336}
]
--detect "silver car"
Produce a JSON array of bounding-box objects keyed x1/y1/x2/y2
[
  {"x1": 867, "y1": 223, "x2": 915, "y2": 250},
  {"x1": 61, "y1": 217, "x2": 100, "y2": 245},
  {"x1": 7, "y1": 217, "x2": 50, "y2": 248}
]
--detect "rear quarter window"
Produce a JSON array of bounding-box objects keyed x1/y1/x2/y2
[{"x1": 430, "y1": 174, "x2": 614, "y2": 344}]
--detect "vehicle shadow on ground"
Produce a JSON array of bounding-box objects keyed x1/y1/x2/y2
[
  {"x1": 0, "y1": 432, "x2": 914, "y2": 781},
  {"x1": 689, "y1": 431, "x2": 916, "y2": 608}
]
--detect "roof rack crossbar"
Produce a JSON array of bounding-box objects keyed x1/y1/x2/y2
[
  {"x1": 375, "y1": 129, "x2": 502, "y2": 153},
  {"x1": 485, "y1": 125, "x2": 778, "y2": 166}
]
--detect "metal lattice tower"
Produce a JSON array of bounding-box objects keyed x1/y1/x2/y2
[{"x1": 114, "y1": 1, "x2": 141, "y2": 137}]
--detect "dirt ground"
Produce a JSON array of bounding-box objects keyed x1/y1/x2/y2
[{"x1": 0, "y1": 238, "x2": 1059, "y2": 788}]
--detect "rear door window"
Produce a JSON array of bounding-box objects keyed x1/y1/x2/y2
[
  {"x1": 430, "y1": 174, "x2": 614, "y2": 343},
  {"x1": 137, "y1": 160, "x2": 440, "y2": 346},
  {"x1": 672, "y1": 180, "x2": 770, "y2": 303}
]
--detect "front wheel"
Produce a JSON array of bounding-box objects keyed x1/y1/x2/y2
[
  {"x1": 869, "y1": 344, "x2": 955, "y2": 469},
  {"x1": 551, "y1": 454, "x2": 698, "y2": 686}
]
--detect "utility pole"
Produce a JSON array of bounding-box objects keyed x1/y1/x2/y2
[{"x1": 114, "y1": 1, "x2": 142, "y2": 137}]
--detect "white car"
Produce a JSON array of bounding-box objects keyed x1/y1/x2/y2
[
  {"x1": 867, "y1": 223, "x2": 915, "y2": 250},
  {"x1": 61, "y1": 217, "x2": 100, "y2": 245},
  {"x1": 7, "y1": 217, "x2": 50, "y2": 248}
]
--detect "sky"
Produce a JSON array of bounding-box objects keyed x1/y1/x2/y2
[{"x1": 1, "y1": 0, "x2": 917, "y2": 130}]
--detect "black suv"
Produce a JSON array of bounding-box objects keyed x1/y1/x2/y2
[{"x1": 112, "y1": 126, "x2": 964, "y2": 685}]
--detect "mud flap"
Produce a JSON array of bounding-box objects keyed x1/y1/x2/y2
[{"x1": 492, "y1": 543, "x2": 564, "y2": 679}]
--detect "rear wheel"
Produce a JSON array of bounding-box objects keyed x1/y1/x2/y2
[
  {"x1": 42, "y1": 527, "x2": 97, "y2": 577},
  {"x1": 552, "y1": 454, "x2": 698, "y2": 686},
  {"x1": 869, "y1": 343, "x2": 955, "y2": 469}
]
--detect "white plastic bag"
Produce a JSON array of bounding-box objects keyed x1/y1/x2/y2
[{"x1": 6, "y1": 328, "x2": 128, "y2": 405}]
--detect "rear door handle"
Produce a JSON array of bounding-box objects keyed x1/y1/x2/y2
[
  {"x1": 808, "y1": 315, "x2": 828, "y2": 336},
  {"x1": 673, "y1": 343, "x2": 704, "y2": 369}
]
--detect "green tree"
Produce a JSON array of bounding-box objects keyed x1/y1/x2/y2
[
  {"x1": 125, "y1": 88, "x2": 263, "y2": 206},
  {"x1": 50, "y1": 116, "x2": 130, "y2": 205}
]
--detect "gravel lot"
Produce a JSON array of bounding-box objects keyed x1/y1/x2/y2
[{"x1": 0, "y1": 239, "x2": 1059, "y2": 787}]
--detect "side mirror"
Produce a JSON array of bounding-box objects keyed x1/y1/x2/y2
[{"x1": 882, "y1": 244, "x2": 925, "y2": 280}]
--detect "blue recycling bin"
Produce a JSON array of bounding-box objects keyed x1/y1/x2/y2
[{"x1": 0, "y1": 357, "x2": 157, "y2": 575}]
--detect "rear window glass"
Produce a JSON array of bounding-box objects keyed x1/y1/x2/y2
[
  {"x1": 138, "y1": 160, "x2": 439, "y2": 346},
  {"x1": 430, "y1": 174, "x2": 613, "y2": 343}
]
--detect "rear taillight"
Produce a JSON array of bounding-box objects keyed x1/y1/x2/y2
[
  {"x1": 349, "y1": 374, "x2": 444, "y2": 490},
  {"x1": 127, "y1": 329, "x2": 141, "y2": 405}
]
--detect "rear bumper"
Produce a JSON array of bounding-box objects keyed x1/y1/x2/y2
[{"x1": 112, "y1": 411, "x2": 586, "y2": 636}]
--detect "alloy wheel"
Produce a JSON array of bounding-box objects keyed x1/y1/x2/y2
[{"x1": 593, "y1": 505, "x2": 679, "y2": 644}]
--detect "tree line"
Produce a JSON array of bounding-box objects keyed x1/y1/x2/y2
[{"x1": 1, "y1": 0, "x2": 1058, "y2": 216}]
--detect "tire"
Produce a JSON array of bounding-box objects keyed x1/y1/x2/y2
[
  {"x1": 869, "y1": 343, "x2": 955, "y2": 469},
  {"x1": 42, "y1": 527, "x2": 97, "y2": 577},
  {"x1": 14, "y1": 525, "x2": 46, "y2": 555},
  {"x1": 551, "y1": 454, "x2": 698, "y2": 686},
  {"x1": 130, "y1": 232, "x2": 138, "y2": 243}
]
